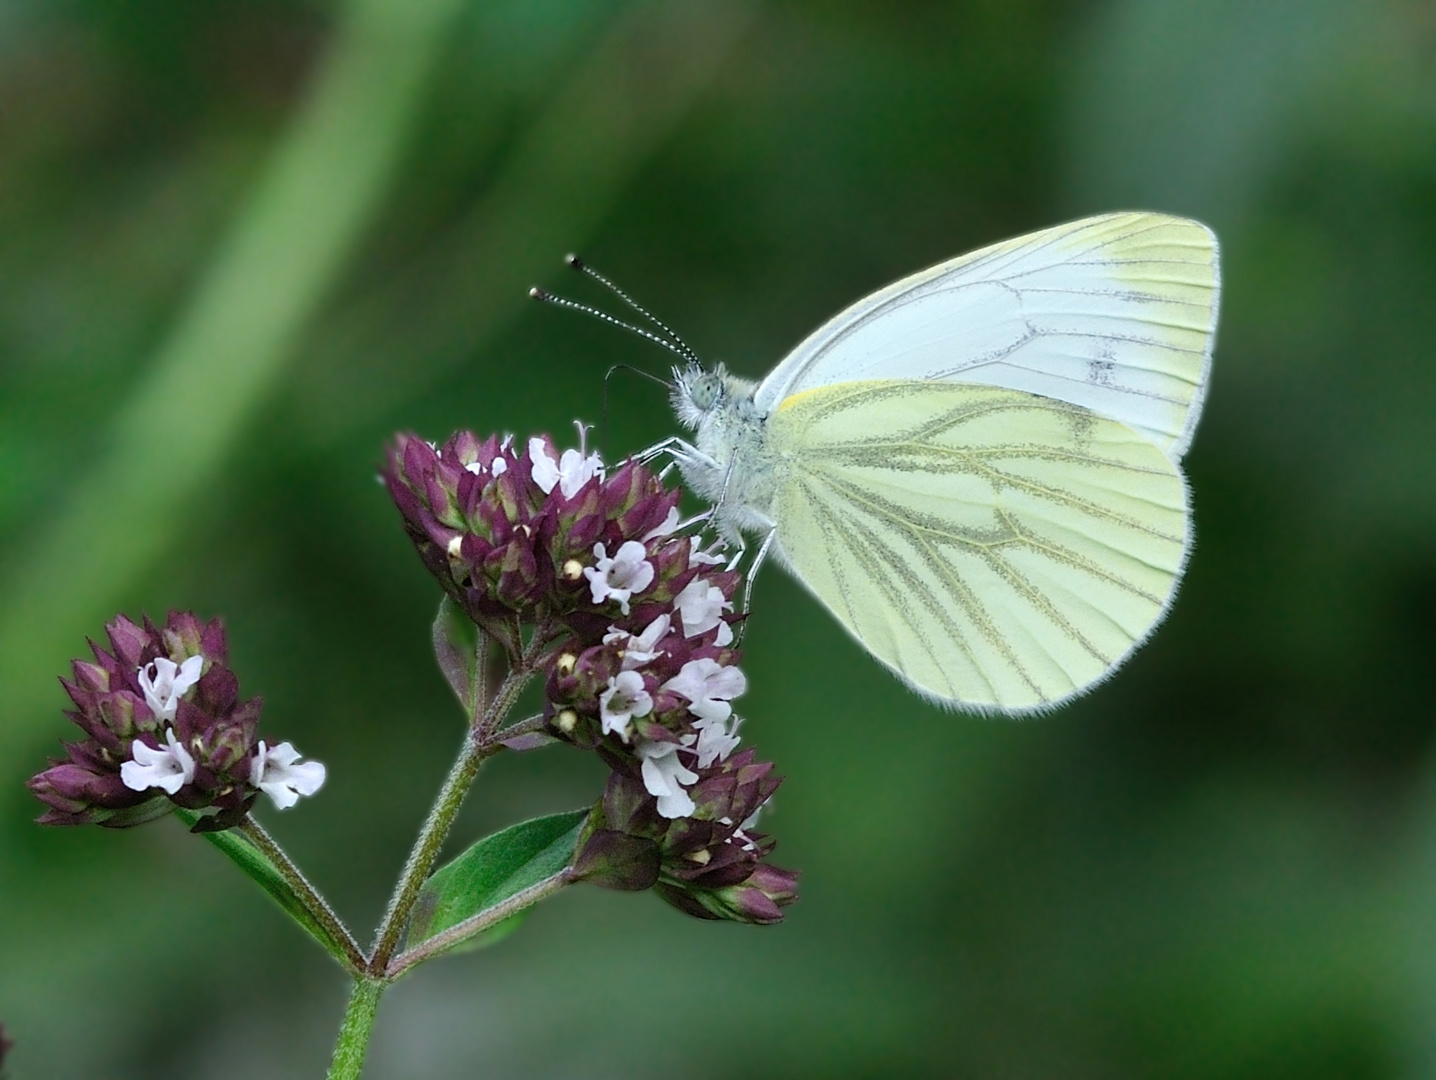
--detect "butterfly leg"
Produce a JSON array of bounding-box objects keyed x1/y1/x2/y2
[
  {"x1": 730, "y1": 522, "x2": 777, "y2": 645},
  {"x1": 635, "y1": 436, "x2": 721, "y2": 472},
  {"x1": 741, "y1": 525, "x2": 778, "y2": 614}
]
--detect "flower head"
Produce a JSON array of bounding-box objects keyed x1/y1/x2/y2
[
  {"x1": 387, "y1": 425, "x2": 796, "y2": 923},
  {"x1": 383, "y1": 431, "x2": 697, "y2": 651},
  {"x1": 29, "y1": 611, "x2": 326, "y2": 831}
]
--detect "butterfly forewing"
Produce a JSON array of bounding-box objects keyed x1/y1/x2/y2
[
  {"x1": 766, "y1": 380, "x2": 1190, "y2": 713},
  {"x1": 754, "y1": 213, "x2": 1219, "y2": 461}
]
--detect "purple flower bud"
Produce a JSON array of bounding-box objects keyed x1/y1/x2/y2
[
  {"x1": 570, "y1": 828, "x2": 661, "y2": 891},
  {"x1": 659, "y1": 859, "x2": 800, "y2": 925},
  {"x1": 574, "y1": 751, "x2": 798, "y2": 924}
]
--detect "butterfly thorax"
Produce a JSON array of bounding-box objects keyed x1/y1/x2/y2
[{"x1": 670, "y1": 363, "x2": 785, "y2": 541}]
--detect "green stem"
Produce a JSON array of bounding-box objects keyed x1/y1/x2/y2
[
  {"x1": 482, "y1": 710, "x2": 548, "y2": 748},
  {"x1": 326, "y1": 978, "x2": 385, "y2": 1080},
  {"x1": 386, "y1": 867, "x2": 574, "y2": 978},
  {"x1": 239, "y1": 816, "x2": 367, "y2": 973},
  {"x1": 368, "y1": 634, "x2": 546, "y2": 971},
  {"x1": 367, "y1": 734, "x2": 489, "y2": 972}
]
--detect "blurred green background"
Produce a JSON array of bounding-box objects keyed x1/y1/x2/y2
[{"x1": 3, "y1": 0, "x2": 1436, "y2": 1076}]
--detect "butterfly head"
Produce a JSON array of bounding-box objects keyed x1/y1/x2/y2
[{"x1": 671, "y1": 362, "x2": 729, "y2": 430}]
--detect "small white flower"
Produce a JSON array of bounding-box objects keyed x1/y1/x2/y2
[
  {"x1": 120, "y1": 727, "x2": 196, "y2": 795},
  {"x1": 136, "y1": 655, "x2": 204, "y2": 723},
  {"x1": 603, "y1": 614, "x2": 671, "y2": 670},
  {"x1": 642, "y1": 506, "x2": 681, "y2": 542},
  {"x1": 672, "y1": 578, "x2": 734, "y2": 645},
  {"x1": 250, "y1": 740, "x2": 327, "y2": 810},
  {"x1": 528, "y1": 437, "x2": 603, "y2": 498},
  {"x1": 637, "y1": 739, "x2": 698, "y2": 819},
  {"x1": 599, "y1": 670, "x2": 653, "y2": 742},
  {"x1": 688, "y1": 535, "x2": 726, "y2": 566},
  {"x1": 584, "y1": 541, "x2": 655, "y2": 615},
  {"x1": 662, "y1": 657, "x2": 747, "y2": 725},
  {"x1": 690, "y1": 713, "x2": 742, "y2": 768},
  {"x1": 466, "y1": 455, "x2": 508, "y2": 478}
]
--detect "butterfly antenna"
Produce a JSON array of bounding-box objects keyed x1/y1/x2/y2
[
  {"x1": 529, "y1": 287, "x2": 689, "y2": 362},
  {"x1": 565, "y1": 254, "x2": 703, "y2": 367},
  {"x1": 601, "y1": 363, "x2": 673, "y2": 454}
]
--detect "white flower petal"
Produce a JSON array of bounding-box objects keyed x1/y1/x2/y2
[
  {"x1": 642, "y1": 506, "x2": 682, "y2": 542},
  {"x1": 604, "y1": 614, "x2": 671, "y2": 670},
  {"x1": 252, "y1": 740, "x2": 327, "y2": 810},
  {"x1": 638, "y1": 740, "x2": 698, "y2": 819},
  {"x1": 120, "y1": 728, "x2": 195, "y2": 795},
  {"x1": 673, "y1": 579, "x2": 731, "y2": 638},
  {"x1": 584, "y1": 541, "x2": 655, "y2": 616},
  {"x1": 662, "y1": 658, "x2": 747, "y2": 728},
  {"x1": 137, "y1": 655, "x2": 205, "y2": 723},
  {"x1": 555, "y1": 447, "x2": 603, "y2": 498},
  {"x1": 529, "y1": 437, "x2": 561, "y2": 493},
  {"x1": 688, "y1": 535, "x2": 726, "y2": 566},
  {"x1": 693, "y1": 716, "x2": 742, "y2": 768},
  {"x1": 598, "y1": 670, "x2": 653, "y2": 742}
]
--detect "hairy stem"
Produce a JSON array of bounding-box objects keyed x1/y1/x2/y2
[
  {"x1": 368, "y1": 632, "x2": 545, "y2": 971},
  {"x1": 484, "y1": 710, "x2": 548, "y2": 747},
  {"x1": 385, "y1": 867, "x2": 575, "y2": 978},
  {"x1": 367, "y1": 734, "x2": 490, "y2": 972},
  {"x1": 240, "y1": 816, "x2": 368, "y2": 973},
  {"x1": 326, "y1": 978, "x2": 385, "y2": 1080}
]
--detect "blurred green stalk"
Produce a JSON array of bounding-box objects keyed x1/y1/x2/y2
[
  {"x1": 327, "y1": 978, "x2": 385, "y2": 1080},
  {"x1": 0, "y1": 0, "x2": 465, "y2": 779}
]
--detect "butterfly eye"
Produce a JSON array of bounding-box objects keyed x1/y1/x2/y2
[{"x1": 687, "y1": 373, "x2": 722, "y2": 411}]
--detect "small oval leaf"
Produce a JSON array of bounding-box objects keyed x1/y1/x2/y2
[
  {"x1": 432, "y1": 596, "x2": 483, "y2": 720},
  {"x1": 407, "y1": 809, "x2": 588, "y2": 953}
]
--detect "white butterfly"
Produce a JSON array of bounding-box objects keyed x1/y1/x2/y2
[{"x1": 559, "y1": 213, "x2": 1220, "y2": 715}]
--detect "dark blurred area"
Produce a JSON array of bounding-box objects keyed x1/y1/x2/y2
[{"x1": 4, "y1": 0, "x2": 1436, "y2": 1076}]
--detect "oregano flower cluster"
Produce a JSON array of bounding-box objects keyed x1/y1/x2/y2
[
  {"x1": 26, "y1": 414, "x2": 803, "y2": 1080},
  {"x1": 28, "y1": 612, "x2": 325, "y2": 831},
  {"x1": 385, "y1": 428, "x2": 798, "y2": 923}
]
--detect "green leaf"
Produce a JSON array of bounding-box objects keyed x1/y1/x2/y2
[
  {"x1": 176, "y1": 810, "x2": 350, "y2": 965},
  {"x1": 407, "y1": 810, "x2": 587, "y2": 954},
  {"x1": 432, "y1": 595, "x2": 483, "y2": 720}
]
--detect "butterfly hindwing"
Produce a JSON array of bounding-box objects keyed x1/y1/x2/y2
[{"x1": 765, "y1": 379, "x2": 1190, "y2": 713}]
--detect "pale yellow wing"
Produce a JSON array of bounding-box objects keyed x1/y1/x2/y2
[{"x1": 766, "y1": 379, "x2": 1190, "y2": 714}]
